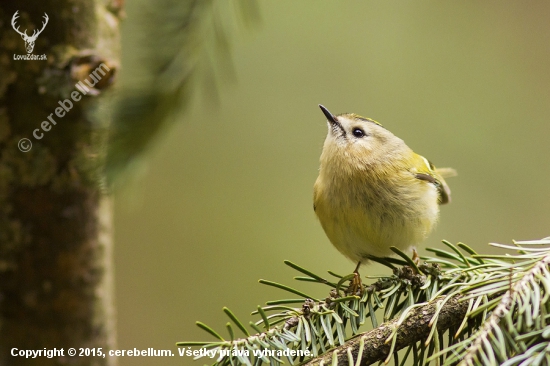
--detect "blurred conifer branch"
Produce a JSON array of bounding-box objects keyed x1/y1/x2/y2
[
  {"x1": 106, "y1": 0, "x2": 259, "y2": 185},
  {"x1": 177, "y1": 237, "x2": 550, "y2": 366}
]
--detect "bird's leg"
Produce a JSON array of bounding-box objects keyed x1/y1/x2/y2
[
  {"x1": 348, "y1": 261, "x2": 363, "y2": 296},
  {"x1": 410, "y1": 248, "x2": 423, "y2": 275},
  {"x1": 354, "y1": 261, "x2": 361, "y2": 274},
  {"x1": 412, "y1": 248, "x2": 421, "y2": 266}
]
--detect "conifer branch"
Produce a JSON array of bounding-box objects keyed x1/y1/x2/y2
[
  {"x1": 177, "y1": 237, "x2": 550, "y2": 366},
  {"x1": 449, "y1": 245, "x2": 550, "y2": 365},
  {"x1": 303, "y1": 294, "x2": 468, "y2": 366}
]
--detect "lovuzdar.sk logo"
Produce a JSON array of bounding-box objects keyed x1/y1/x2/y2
[{"x1": 11, "y1": 10, "x2": 48, "y2": 60}]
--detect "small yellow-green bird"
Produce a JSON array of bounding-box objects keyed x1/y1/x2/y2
[{"x1": 313, "y1": 105, "x2": 454, "y2": 276}]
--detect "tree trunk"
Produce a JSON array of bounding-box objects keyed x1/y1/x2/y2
[{"x1": 0, "y1": 1, "x2": 120, "y2": 365}]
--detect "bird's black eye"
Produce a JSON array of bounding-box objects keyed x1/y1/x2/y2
[{"x1": 352, "y1": 128, "x2": 365, "y2": 138}]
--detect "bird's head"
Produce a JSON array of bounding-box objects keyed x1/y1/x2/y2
[{"x1": 318, "y1": 105, "x2": 410, "y2": 170}]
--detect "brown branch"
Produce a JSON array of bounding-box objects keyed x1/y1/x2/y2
[
  {"x1": 0, "y1": 1, "x2": 119, "y2": 365},
  {"x1": 304, "y1": 295, "x2": 469, "y2": 366}
]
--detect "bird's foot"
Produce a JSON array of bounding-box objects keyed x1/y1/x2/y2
[
  {"x1": 347, "y1": 262, "x2": 363, "y2": 296},
  {"x1": 411, "y1": 248, "x2": 421, "y2": 274},
  {"x1": 412, "y1": 248, "x2": 421, "y2": 265}
]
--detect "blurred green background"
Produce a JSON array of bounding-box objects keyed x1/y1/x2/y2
[{"x1": 113, "y1": 1, "x2": 550, "y2": 365}]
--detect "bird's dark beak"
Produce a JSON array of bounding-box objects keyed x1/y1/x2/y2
[
  {"x1": 319, "y1": 104, "x2": 345, "y2": 136},
  {"x1": 319, "y1": 104, "x2": 337, "y2": 124}
]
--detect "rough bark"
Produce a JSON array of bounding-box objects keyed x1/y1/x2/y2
[
  {"x1": 0, "y1": 1, "x2": 120, "y2": 365},
  {"x1": 304, "y1": 295, "x2": 469, "y2": 366}
]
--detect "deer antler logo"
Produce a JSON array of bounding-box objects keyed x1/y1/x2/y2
[{"x1": 11, "y1": 11, "x2": 49, "y2": 54}]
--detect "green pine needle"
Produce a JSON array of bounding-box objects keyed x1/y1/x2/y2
[
  {"x1": 222, "y1": 307, "x2": 250, "y2": 337},
  {"x1": 195, "y1": 321, "x2": 225, "y2": 341}
]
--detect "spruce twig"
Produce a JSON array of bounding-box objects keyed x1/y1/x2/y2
[
  {"x1": 177, "y1": 237, "x2": 550, "y2": 366},
  {"x1": 303, "y1": 295, "x2": 469, "y2": 366}
]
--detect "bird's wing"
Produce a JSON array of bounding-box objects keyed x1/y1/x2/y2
[{"x1": 412, "y1": 154, "x2": 454, "y2": 205}]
